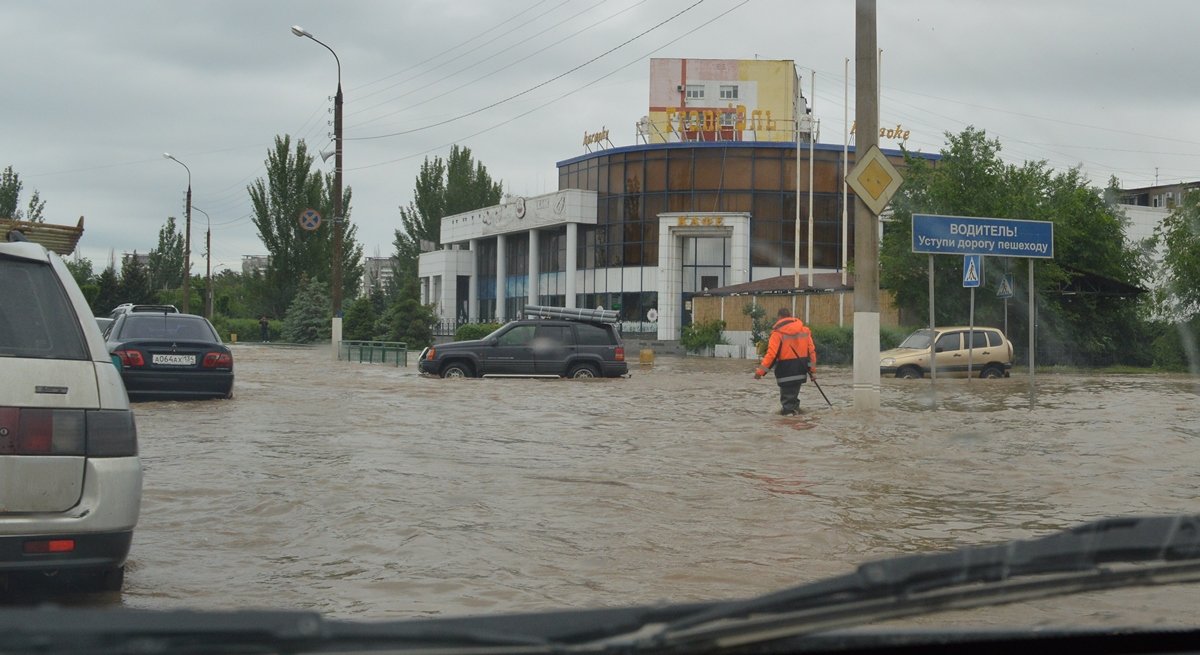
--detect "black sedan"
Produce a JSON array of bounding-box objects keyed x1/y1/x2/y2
[{"x1": 106, "y1": 311, "x2": 234, "y2": 400}]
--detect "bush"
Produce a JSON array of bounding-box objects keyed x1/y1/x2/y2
[
  {"x1": 681, "y1": 319, "x2": 727, "y2": 353},
  {"x1": 211, "y1": 316, "x2": 277, "y2": 343},
  {"x1": 455, "y1": 322, "x2": 501, "y2": 341},
  {"x1": 1151, "y1": 318, "x2": 1200, "y2": 372},
  {"x1": 811, "y1": 325, "x2": 853, "y2": 365}
]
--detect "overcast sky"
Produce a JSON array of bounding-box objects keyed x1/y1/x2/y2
[{"x1": 4, "y1": 0, "x2": 1199, "y2": 274}]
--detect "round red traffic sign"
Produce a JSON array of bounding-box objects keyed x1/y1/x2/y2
[{"x1": 298, "y1": 208, "x2": 321, "y2": 231}]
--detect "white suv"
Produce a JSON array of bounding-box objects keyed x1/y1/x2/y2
[{"x1": 0, "y1": 234, "x2": 142, "y2": 592}]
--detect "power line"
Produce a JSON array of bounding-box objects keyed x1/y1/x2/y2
[
  {"x1": 348, "y1": 0, "x2": 707, "y2": 142},
  {"x1": 351, "y1": 0, "x2": 749, "y2": 171},
  {"x1": 351, "y1": 0, "x2": 638, "y2": 130}
]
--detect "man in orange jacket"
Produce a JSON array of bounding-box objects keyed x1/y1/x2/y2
[{"x1": 754, "y1": 307, "x2": 817, "y2": 416}]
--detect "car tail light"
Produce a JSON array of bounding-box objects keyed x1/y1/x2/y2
[
  {"x1": 86, "y1": 409, "x2": 138, "y2": 457},
  {"x1": 113, "y1": 349, "x2": 145, "y2": 367},
  {"x1": 614, "y1": 346, "x2": 625, "y2": 361},
  {"x1": 202, "y1": 352, "x2": 233, "y2": 368},
  {"x1": 0, "y1": 407, "x2": 84, "y2": 455},
  {"x1": 0, "y1": 408, "x2": 135, "y2": 457},
  {"x1": 23, "y1": 539, "x2": 76, "y2": 554}
]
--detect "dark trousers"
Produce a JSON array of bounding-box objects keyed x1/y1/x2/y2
[
  {"x1": 778, "y1": 381, "x2": 803, "y2": 415},
  {"x1": 260, "y1": 325, "x2": 269, "y2": 341}
]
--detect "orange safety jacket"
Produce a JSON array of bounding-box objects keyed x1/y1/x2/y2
[{"x1": 757, "y1": 317, "x2": 816, "y2": 385}]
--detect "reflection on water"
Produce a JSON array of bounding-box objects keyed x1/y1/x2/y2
[{"x1": 40, "y1": 346, "x2": 1200, "y2": 624}]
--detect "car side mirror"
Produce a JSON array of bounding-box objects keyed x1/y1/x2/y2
[{"x1": 486, "y1": 337, "x2": 498, "y2": 346}]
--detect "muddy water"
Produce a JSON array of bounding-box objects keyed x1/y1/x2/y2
[{"x1": 111, "y1": 346, "x2": 1199, "y2": 625}]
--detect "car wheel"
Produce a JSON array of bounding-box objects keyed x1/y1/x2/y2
[
  {"x1": 897, "y1": 366, "x2": 923, "y2": 379},
  {"x1": 980, "y1": 365, "x2": 1004, "y2": 379},
  {"x1": 568, "y1": 363, "x2": 599, "y2": 379},
  {"x1": 442, "y1": 362, "x2": 473, "y2": 379}
]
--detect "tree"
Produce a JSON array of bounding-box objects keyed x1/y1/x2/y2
[
  {"x1": 1150, "y1": 190, "x2": 1200, "y2": 319},
  {"x1": 65, "y1": 255, "x2": 94, "y2": 288},
  {"x1": 118, "y1": 254, "x2": 153, "y2": 305},
  {"x1": 0, "y1": 165, "x2": 45, "y2": 222},
  {"x1": 392, "y1": 145, "x2": 502, "y2": 295},
  {"x1": 342, "y1": 296, "x2": 378, "y2": 341},
  {"x1": 280, "y1": 276, "x2": 332, "y2": 344},
  {"x1": 248, "y1": 135, "x2": 363, "y2": 317},
  {"x1": 148, "y1": 216, "x2": 185, "y2": 292},
  {"x1": 92, "y1": 265, "x2": 122, "y2": 315},
  {"x1": 881, "y1": 126, "x2": 1148, "y2": 366},
  {"x1": 375, "y1": 291, "x2": 437, "y2": 348}
]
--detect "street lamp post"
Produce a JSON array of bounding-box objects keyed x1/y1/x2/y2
[
  {"x1": 192, "y1": 206, "x2": 212, "y2": 319},
  {"x1": 163, "y1": 153, "x2": 192, "y2": 314},
  {"x1": 291, "y1": 25, "x2": 344, "y2": 329}
]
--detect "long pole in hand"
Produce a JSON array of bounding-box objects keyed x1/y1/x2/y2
[{"x1": 811, "y1": 374, "x2": 833, "y2": 408}]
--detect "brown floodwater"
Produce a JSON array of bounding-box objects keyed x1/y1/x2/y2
[{"x1": 35, "y1": 345, "x2": 1200, "y2": 627}]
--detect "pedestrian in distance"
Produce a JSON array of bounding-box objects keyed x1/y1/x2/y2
[
  {"x1": 259, "y1": 315, "x2": 270, "y2": 343},
  {"x1": 754, "y1": 307, "x2": 817, "y2": 416}
]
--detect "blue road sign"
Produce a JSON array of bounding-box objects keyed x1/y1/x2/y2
[
  {"x1": 997, "y1": 274, "x2": 1014, "y2": 298},
  {"x1": 963, "y1": 255, "x2": 982, "y2": 288},
  {"x1": 912, "y1": 213, "x2": 1053, "y2": 258}
]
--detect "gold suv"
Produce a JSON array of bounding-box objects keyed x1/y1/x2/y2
[{"x1": 880, "y1": 326, "x2": 1013, "y2": 379}]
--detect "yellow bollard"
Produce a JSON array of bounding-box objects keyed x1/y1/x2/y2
[
  {"x1": 230, "y1": 333, "x2": 237, "y2": 343},
  {"x1": 638, "y1": 348, "x2": 655, "y2": 365}
]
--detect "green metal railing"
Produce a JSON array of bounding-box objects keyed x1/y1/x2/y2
[{"x1": 339, "y1": 340, "x2": 408, "y2": 366}]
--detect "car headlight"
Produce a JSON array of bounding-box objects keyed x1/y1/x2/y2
[{"x1": 881, "y1": 358, "x2": 895, "y2": 366}]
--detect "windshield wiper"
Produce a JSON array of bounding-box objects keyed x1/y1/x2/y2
[
  {"x1": 8, "y1": 515, "x2": 1200, "y2": 654},
  {"x1": 622, "y1": 513, "x2": 1200, "y2": 652}
]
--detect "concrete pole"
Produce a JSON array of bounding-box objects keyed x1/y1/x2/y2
[{"x1": 852, "y1": 0, "x2": 881, "y2": 410}]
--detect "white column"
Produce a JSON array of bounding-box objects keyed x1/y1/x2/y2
[
  {"x1": 657, "y1": 221, "x2": 683, "y2": 341},
  {"x1": 729, "y1": 214, "x2": 750, "y2": 285},
  {"x1": 438, "y1": 274, "x2": 455, "y2": 322},
  {"x1": 527, "y1": 229, "x2": 540, "y2": 308},
  {"x1": 565, "y1": 223, "x2": 578, "y2": 309},
  {"x1": 495, "y1": 233, "x2": 507, "y2": 322},
  {"x1": 468, "y1": 238, "x2": 479, "y2": 323}
]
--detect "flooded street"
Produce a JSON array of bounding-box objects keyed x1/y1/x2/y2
[{"x1": 108, "y1": 345, "x2": 1198, "y2": 624}]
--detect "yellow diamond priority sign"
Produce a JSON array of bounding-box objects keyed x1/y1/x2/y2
[{"x1": 846, "y1": 144, "x2": 903, "y2": 216}]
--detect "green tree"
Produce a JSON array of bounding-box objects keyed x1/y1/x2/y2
[
  {"x1": 65, "y1": 255, "x2": 94, "y2": 288},
  {"x1": 882, "y1": 126, "x2": 1147, "y2": 366},
  {"x1": 341, "y1": 296, "x2": 378, "y2": 341},
  {"x1": 118, "y1": 254, "x2": 153, "y2": 305},
  {"x1": 280, "y1": 276, "x2": 332, "y2": 344},
  {"x1": 92, "y1": 265, "x2": 122, "y2": 315},
  {"x1": 0, "y1": 165, "x2": 45, "y2": 222},
  {"x1": 147, "y1": 216, "x2": 185, "y2": 292},
  {"x1": 248, "y1": 135, "x2": 363, "y2": 317},
  {"x1": 392, "y1": 145, "x2": 502, "y2": 296},
  {"x1": 375, "y1": 280, "x2": 437, "y2": 348},
  {"x1": 1152, "y1": 190, "x2": 1200, "y2": 320}
]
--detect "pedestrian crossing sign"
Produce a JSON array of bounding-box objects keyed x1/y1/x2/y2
[
  {"x1": 997, "y1": 273, "x2": 1014, "y2": 298},
  {"x1": 963, "y1": 255, "x2": 982, "y2": 288}
]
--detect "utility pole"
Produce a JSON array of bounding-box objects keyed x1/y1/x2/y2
[{"x1": 853, "y1": 0, "x2": 881, "y2": 410}]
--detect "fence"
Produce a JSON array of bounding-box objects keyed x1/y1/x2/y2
[{"x1": 339, "y1": 340, "x2": 408, "y2": 366}]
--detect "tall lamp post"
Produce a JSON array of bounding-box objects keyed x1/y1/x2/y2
[
  {"x1": 291, "y1": 24, "x2": 344, "y2": 352},
  {"x1": 192, "y1": 206, "x2": 212, "y2": 319},
  {"x1": 163, "y1": 153, "x2": 192, "y2": 314}
]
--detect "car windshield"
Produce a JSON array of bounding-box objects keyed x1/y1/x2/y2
[
  {"x1": 896, "y1": 329, "x2": 934, "y2": 349},
  {"x1": 9, "y1": 2, "x2": 1200, "y2": 651}
]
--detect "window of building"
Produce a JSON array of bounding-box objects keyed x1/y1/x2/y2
[
  {"x1": 720, "y1": 111, "x2": 737, "y2": 127},
  {"x1": 685, "y1": 84, "x2": 704, "y2": 100},
  {"x1": 719, "y1": 85, "x2": 738, "y2": 100}
]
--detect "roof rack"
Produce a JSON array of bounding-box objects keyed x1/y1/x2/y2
[{"x1": 524, "y1": 305, "x2": 619, "y2": 323}]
